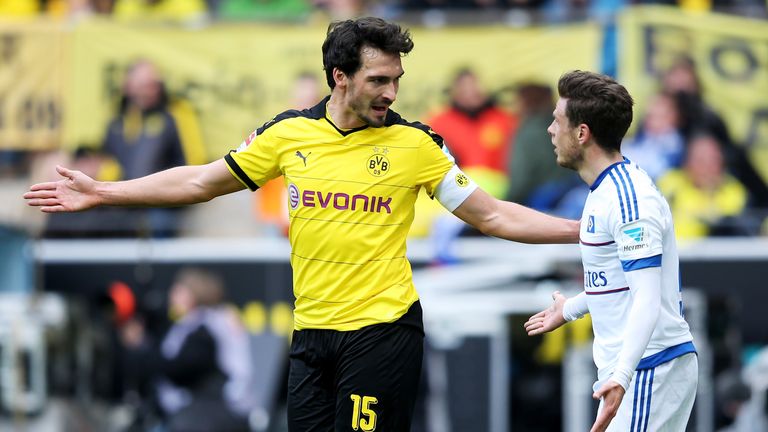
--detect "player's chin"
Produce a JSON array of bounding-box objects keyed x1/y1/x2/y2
[{"x1": 364, "y1": 114, "x2": 387, "y2": 128}]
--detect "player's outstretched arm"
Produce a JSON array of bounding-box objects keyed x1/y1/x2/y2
[
  {"x1": 452, "y1": 188, "x2": 579, "y2": 244},
  {"x1": 524, "y1": 291, "x2": 569, "y2": 336},
  {"x1": 24, "y1": 159, "x2": 244, "y2": 212}
]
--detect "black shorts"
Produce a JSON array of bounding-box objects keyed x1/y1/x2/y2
[{"x1": 287, "y1": 301, "x2": 424, "y2": 432}]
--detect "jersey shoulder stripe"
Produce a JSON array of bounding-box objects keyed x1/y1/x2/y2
[
  {"x1": 620, "y1": 163, "x2": 639, "y2": 220},
  {"x1": 256, "y1": 97, "x2": 327, "y2": 135},
  {"x1": 611, "y1": 165, "x2": 635, "y2": 222},
  {"x1": 601, "y1": 161, "x2": 641, "y2": 224},
  {"x1": 607, "y1": 170, "x2": 628, "y2": 224},
  {"x1": 385, "y1": 111, "x2": 444, "y2": 149}
]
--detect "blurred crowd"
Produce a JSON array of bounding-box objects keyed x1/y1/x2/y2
[
  {"x1": 0, "y1": 0, "x2": 765, "y2": 24},
  {"x1": 2, "y1": 54, "x2": 768, "y2": 242}
]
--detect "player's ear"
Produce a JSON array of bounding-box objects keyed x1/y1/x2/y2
[
  {"x1": 577, "y1": 124, "x2": 591, "y2": 144},
  {"x1": 332, "y1": 68, "x2": 347, "y2": 89}
]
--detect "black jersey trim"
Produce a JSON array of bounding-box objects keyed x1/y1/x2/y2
[
  {"x1": 225, "y1": 152, "x2": 259, "y2": 191},
  {"x1": 323, "y1": 117, "x2": 369, "y2": 136},
  {"x1": 256, "y1": 96, "x2": 328, "y2": 134},
  {"x1": 387, "y1": 113, "x2": 445, "y2": 149}
]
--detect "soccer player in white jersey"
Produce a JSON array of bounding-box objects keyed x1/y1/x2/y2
[{"x1": 524, "y1": 70, "x2": 697, "y2": 432}]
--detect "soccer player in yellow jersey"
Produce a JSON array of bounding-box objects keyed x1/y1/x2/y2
[{"x1": 26, "y1": 17, "x2": 579, "y2": 432}]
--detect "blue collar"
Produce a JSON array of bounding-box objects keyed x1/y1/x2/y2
[{"x1": 590, "y1": 158, "x2": 629, "y2": 191}]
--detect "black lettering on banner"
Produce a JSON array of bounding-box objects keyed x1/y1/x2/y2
[
  {"x1": 710, "y1": 40, "x2": 758, "y2": 82},
  {"x1": 642, "y1": 25, "x2": 693, "y2": 77},
  {"x1": 16, "y1": 96, "x2": 62, "y2": 132},
  {"x1": 745, "y1": 108, "x2": 768, "y2": 151},
  {"x1": 20, "y1": 97, "x2": 34, "y2": 131},
  {"x1": 47, "y1": 98, "x2": 61, "y2": 130}
]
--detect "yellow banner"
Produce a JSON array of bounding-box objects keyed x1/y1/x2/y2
[
  {"x1": 0, "y1": 21, "x2": 68, "y2": 150},
  {"x1": 66, "y1": 20, "x2": 600, "y2": 158},
  {"x1": 619, "y1": 6, "x2": 768, "y2": 182}
]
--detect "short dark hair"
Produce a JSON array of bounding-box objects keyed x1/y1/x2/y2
[
  {"x1": 322, "y1": 17, "x2": 414, "y2": 89},
  {"x1": 557, "y1": 70, "x2": 634, "y2": 152}
]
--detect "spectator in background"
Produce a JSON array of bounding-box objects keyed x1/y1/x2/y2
[
  {"x1": 506, "y1": 83, "x2": 587, "y2": 220},
  {"x1": 427, "y1": 67, "x2": 518, "y2": 263},
  {"x1": 101, "y1": 60, "x2": 205, "y2": 237},
  {"x1": 658, "y1": 133, "x2": 749, "y2": 239},
  {"x1": 428, "y1": 68, "x2": 517, "y2": 199},
  {"x1": 506, "y1": 83, "x2": 572, "y2": 205},
  {"x1": 120, "y1": 267, "x2": 253, "y2": 432},
  {"x1": 661, "y1": 55, "x2": 768, "y2": 209},
  {"x1": 622, "y1": 91, "x2": 685, "y2": 180}
]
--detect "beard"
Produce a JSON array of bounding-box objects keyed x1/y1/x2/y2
[
  {"x1": 350, "y1": 99, "x2": 386, "y2": 127},
  {"x1": 555, "y1": 139, "x2": 582, "y2": 171}
]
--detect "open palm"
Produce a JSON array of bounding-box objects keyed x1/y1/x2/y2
[
  {"x1": 24, "y1": 166, "x2": 100, "y2": 213},
  {"x1": 524, "y1": 291, "x2": 568, "y2": 336}
]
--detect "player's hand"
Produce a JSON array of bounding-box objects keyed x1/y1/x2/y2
[
  {"x1": 24, "y1": 165, "x2": 100, "y2": 212},
  {"x1": 524, "y1": 291, "x2": 567, "y2": 336},
  {"x1": 590, "y1": 380, "x2": 625, "y2": 432}
]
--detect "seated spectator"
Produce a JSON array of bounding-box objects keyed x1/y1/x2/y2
[
  {"x1": 120, "y1": 267, "x2": 253, "y2": 432},
  {"x1": 622, "y1": 92, "x2": 684, "y2": 180},
  {"x1": 658, "y1": 133, "x2": 749, "y2": 239}
]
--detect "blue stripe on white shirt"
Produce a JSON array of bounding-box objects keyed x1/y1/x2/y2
[
  {"x1": 621, "y1": 164, "x2": 639, "y2": 220},
  {"x1": 621, "y1": 254, "x2": 662, "y2": 272},
  {"x1": 608, "y1": 170, "x2": 627, "y2": 223}
]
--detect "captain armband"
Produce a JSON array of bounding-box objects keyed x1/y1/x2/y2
[{"x1": 434, "y1": 165, "x2": 478, "y2": 212}]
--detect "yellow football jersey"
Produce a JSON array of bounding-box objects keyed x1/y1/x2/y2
[{"x1": 226, "y1": 97, "x2": 455, "y2": 331}]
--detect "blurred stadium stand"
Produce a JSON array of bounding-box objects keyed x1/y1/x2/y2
[{"x1": 2, "y1": 3, "x2": 768, "y2": 431}]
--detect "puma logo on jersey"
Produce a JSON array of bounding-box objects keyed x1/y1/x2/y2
[{"x1": 296, "y1": 151, "x2": 311, "y2": 166}]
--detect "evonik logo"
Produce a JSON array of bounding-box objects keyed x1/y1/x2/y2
[{"x1": 288, "y1": 184, "x2": 392, "y2": 214}]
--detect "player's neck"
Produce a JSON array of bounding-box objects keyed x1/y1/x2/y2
[
  {"x1": 326, "y1": 93, "x2": 366, "y2": 130},
  {"x1": 578, "y1": 149, "x2": 624, "y2": 187}
]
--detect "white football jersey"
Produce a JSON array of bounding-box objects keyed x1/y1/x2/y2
[{"x1": 579, "y1": 159, "x2": 694, "y2": 383}]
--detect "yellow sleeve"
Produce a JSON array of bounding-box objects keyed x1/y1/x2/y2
[
  {"x1": 416, "y1": 137, "x2": 454, "y2": 197},
  {"x1": 225, "y1": 127, "x2": 281, "y2": 191}
]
